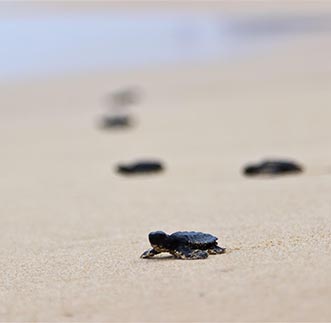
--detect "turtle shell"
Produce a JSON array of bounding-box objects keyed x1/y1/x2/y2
[
  {"x1": 244, "y1": 159, "x2": 303, "y2": 176},
  {"x1": 117, "y1": 161, "x2": 164, "y2": 175},
  {"x1": 170, "y1": 231, "x2": 218, "y2": 249}
]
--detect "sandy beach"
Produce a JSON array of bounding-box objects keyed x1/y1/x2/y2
[{"x1": 1, "y1": 2, "x2": 331, "y2": 322}]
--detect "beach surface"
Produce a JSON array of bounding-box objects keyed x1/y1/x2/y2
[{"x1": 1, "y1": 3, "x2": 331, "y2": 322}]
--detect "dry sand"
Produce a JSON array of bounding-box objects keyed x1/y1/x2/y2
[{"x1": 1, "y1": 5, "x2": 331, "y2": 323}]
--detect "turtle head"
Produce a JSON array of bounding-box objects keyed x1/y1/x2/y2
[{"x1": 149, "y1": 231, "x2": 169, "y2": 250}]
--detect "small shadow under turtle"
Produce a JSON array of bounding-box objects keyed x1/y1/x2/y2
[
  {"x1": 244, "y1": 168, "x2": 331, "y2": 179},
  {"x1": 143, "y1": 255, "x2": 178, "y2": 261},
  {"x1": 141, "y1": 249, "x2": 235, "y2": 261}
]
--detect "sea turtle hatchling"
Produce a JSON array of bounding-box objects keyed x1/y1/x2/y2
[
  {"x1": 141, "y1": 231, "x2": 226, "y2": 260},
  {"x1": 116, "y1": 160, "x2": 164, "y2": 175},
  {"x1": 100, "y1": 115, "x2": 132, "y2": 129},
  {"x1": 243, "y1": 159, "x2": 303, "y2": 176}
]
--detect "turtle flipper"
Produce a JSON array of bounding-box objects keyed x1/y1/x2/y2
[
  {"x1": 140, "y1": 248, "x2": 159, "y2": 259},
  {"x1": 173, "y1": 246, "x2": 208, "y2": 260},
  {"x1": 208, "y1": 245, "x2": 226, "y2": 255}
]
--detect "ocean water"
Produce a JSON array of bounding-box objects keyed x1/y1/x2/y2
[{"x1": 0, "y1": 10, "x2": 330, "y2": 81}]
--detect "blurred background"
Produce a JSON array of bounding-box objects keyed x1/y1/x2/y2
[
  {"x1": 1, "y1": 2, "x2": 331, "y2": 81},
  {"x1": 1, "y1": 1, "x2": 331, "y2": 174}
]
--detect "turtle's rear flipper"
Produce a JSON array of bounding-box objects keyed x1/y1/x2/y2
[
  {"x1": 141, "y1": 248, "x2": 159, "y2": 259},
  {"x1": 208, "y1": 245, "x2": 226, "y2": 255},
  {"x1": 173, "y1": 247, "x2": 208, "y2": 260}
]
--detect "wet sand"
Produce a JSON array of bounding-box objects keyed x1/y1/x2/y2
[{"x1": 1, "y1": 6, "x2": 331, "y2": 322}]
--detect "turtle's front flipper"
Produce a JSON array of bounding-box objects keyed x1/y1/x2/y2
[
  {"x1": 140, "y1": 248, "x2": 159, "y2": 259},
  {"x1": 208, "y1": 245, "x2": 226, "y2": 255},
  {"x1": 173, "y1": 247, "x2": 208, "y2": 260}
]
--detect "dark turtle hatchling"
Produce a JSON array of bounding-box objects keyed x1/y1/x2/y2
[
  {"x1": 141, "y1": 231, "x2": 225, "y2": 260},
  {"x1": 116, "y1": 160, "x2": 164, "y2": 175},
  {"x1": 100, "y1": 115, "x2": 132, "y2": 129},
  {"x1": 243, "y1": 159, "x2": 303, "y2": 176},
  {"x1": 109, "y1": 88, "x2": 140, "y2": 109}
]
